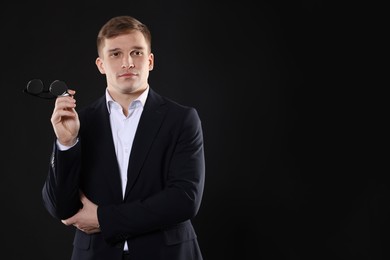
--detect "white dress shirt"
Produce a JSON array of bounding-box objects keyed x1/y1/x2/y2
[{"x1": 106, "y1": 87, "x2": 148, "y2": 251}]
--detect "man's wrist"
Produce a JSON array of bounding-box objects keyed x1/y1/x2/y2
[{"x1": 56, "y1": 138, "x2": 79, "y2": 151}]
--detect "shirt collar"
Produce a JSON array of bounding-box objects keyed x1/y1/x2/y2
[{"x1": 106, "y1": 86, "x2": 149, "y2": 114}]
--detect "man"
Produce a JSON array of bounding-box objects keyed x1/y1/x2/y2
[{"x1": 42, "y1": 15, "x2": 205, "y2": 260}]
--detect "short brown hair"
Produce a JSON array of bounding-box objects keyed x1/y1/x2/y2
[{"x1": 97, "y1": 16, "x2": 152, "y2": 56}]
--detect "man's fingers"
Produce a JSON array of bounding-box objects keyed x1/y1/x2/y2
[
  {"x1": 62, "y1": 217, "x2": 75, "y2": 226},
  {"x1": 80, "y1": 193, "x2": 87, "y2": 203},
  {"x1": 81, "y1": 227, "x2": 101, "y2": 235},
  {"x1": 54, "y1": 96, "x2": 76, "y2": 110}
]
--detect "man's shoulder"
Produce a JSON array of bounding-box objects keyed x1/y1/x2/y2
[
  {"x1": 78, "y1": 95, "x2": 106, "y2": 117},
  {"x1": 148, "y1": 88, "x2": 196, "y2": 112}
]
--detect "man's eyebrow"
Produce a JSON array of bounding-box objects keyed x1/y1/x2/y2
[
  {"x1": 131, "y1": 46, "x2": 145, "y2": 50},
  {"x1": 107, "y1": 48, "x2": 121, "y2": 53},
  {"x1": 107, "y1": 46, "x2": 145, "y2": 52}
]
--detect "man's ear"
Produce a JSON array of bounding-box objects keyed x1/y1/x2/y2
[
  {"x1": 95, "y1": 57, "x2": 106, "y2": 74},
  {"x1": 149, "y1": 53, "x2": 154, "y2": 71}
]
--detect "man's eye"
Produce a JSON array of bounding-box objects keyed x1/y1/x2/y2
[
  {"x1": 131, "y1": 51, "x2": 143, "y2": 56},
  {"x1": 110, "y1": 52, "x2": 120, "y2": 57}
]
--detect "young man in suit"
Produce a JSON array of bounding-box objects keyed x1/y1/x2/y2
[{"x1": 42, "y1": 15, "x2": 205, "y2": 260}]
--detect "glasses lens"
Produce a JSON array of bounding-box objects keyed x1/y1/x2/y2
[{"x1": 27, "y1": 79, "x2": 44, "y2": 94}]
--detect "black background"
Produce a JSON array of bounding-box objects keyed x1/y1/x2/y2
[{"x1": 0, "y1": 1, "x2": 383, "y2": 259}]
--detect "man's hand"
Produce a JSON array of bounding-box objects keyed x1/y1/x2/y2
[
  {"x1": 62, "y1": 192, "x2": 101, "y2": 234},
  {"x1": 51, "y1": 89, "x2": 80, "y2": 146}
]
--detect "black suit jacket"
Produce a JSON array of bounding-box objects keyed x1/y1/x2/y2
[{"x1": 42, "y1": 88, "x2": 205, "y2": 260}]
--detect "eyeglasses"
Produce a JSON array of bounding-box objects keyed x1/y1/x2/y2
[{"x1": 23, "y1": 79, "x2": 69, "y2": 99}]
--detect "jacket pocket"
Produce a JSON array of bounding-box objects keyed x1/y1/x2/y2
[{"x1": 163, "y1": 220, "x2": 197, "y2": 246}]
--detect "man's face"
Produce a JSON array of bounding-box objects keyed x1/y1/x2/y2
[{"x1": 96, "y1": 31, "x2": 154, "y2": 96}]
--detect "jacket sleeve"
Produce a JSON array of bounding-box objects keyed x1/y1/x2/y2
[
  {"x1": 97, "y1": 107, "x2": 205, "y2": 245},
  {"x1": 42, "y1": 141, "x2": 83, "y2": 220}
]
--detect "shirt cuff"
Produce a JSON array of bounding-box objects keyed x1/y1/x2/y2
[{"x1": 56, "y1": 138, "x2": 79, "y2": 151}]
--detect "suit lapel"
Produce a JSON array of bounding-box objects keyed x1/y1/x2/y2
[{"x1": 124, "y1": 89, "x2": 167, "y2": 199}]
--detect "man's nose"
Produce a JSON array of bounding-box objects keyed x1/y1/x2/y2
[{"x1": 121, "y1": 57, "x2": 134, "y2": 68}]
